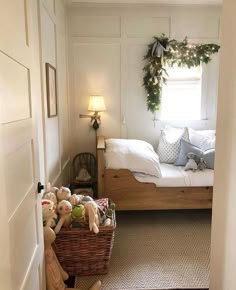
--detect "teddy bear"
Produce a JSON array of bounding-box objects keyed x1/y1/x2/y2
[
  {"x1": 184, "y1": 152, "x2": 198, "y2": 172},
  {"x1": 42, "y1": 199, "x2": 58, "y2": 228},
  {"x1": 54, "y1": 200, "x2": 72, "y2": 234},
  {"x1": 44, "y1": 226, "x2": 102, "y2": 290},
  {"x1": 57, "y1": 186, "x2": 71, "y2": 202},
  {"x1": 43, "y1": 191, "x2": 58, "y2": 206},
  {"x1": 84, "y1": 201, "x2": 101, "y2": 234}
]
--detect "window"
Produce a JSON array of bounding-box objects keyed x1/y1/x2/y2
[{"x1": 160, "y1": 65, "x2": 202, "y2": 120}]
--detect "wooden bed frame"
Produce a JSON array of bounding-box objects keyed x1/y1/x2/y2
[{"x1": 97, "y1": 136, "x2": 213, "y2": 211}]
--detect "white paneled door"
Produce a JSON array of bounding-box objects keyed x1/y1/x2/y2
[{"x1": 0, "y1": 0, "x2": 45, "y2": 290}]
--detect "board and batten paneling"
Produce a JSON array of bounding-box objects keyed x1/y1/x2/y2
[
  {"x1": 68, "y1": 5, "x2": 221, "y2": 154},
  {"x1": 125, "y1": 17, "x2": 170, "y2": 38},
  {"x1": 40, "y1": 0, "x2": 70, "y2": 185},
  {"x1": 70, "y1": 42, "x2": 121, "y2": 157},
  {"x1": 69, "y1": 15, "x2": 121, "y2": 37},
  {"x1": 41, "y1": 4, "x2": 60, "y2": 183}
]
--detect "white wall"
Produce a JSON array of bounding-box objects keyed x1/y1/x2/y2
[
  {"x1": 67, "y1": 4, "x2": 221, "y2": 156},
  {"x1": 40, "y1": 0, "x2": 70, "y2": 186},
  {"x1": 210, "y1": 0, "x2": 236, "y2": 289}
]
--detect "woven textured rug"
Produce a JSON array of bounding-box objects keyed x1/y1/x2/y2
[{"x1": 75, "y1": 210, "x2": 211, "y2": 290}]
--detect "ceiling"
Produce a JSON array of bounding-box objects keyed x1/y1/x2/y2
[{"x1": 67, "y1": 0, "x2": 222, "y2": 5}]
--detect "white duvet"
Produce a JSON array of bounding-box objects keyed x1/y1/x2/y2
[{"x1": 105, "y1": 139, "x2": 162, "y2": 178}]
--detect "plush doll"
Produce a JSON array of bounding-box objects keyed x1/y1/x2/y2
[
  {"x1": 54, "y1": 200, "x2": 72, "y2": 234},
  {"x1": 84, "y1": 201, "x2": 100, "y2": 234},
  {"x1": 42, "y1": 199, "x2": 57, "y2": 228},
  {"x1": 57, "y1": 186, "x2": 71, "y2": 202},
  {"x1": 44, "y1": 226, "x2": 102, "y2": 290},
  {"x1": 44, "y1": 226, "x2": 69, "y2": 290},
  {"x1": 184, "y1": 152, "x2": 198, "y2": 172},
  {"x1": 105, "y1": 202, "x2": 116, "y2": 219},
  {"x1": 76, "y1": 167, "x2": 91, "y2": 182},
  {"x1": 80, "y1": 195, "x2": 94, "y2": 204},
  {"x1": 71, "y1": 204, "x2": 85, "y2": 220},
  {"x1": 69, "y1": 194, "x2": 82, "y2": 206},
  {"x1": 43, "y1": 192, "x2": 58, "y2": 206},
  {"x1": 45, "y1": 182, "x2": 59, "y2": 195},
  {"x1": 103, "y1": 218, "x2": 112, "y2": 227},
  {"x1": 198, "y1": 157, "x2": 207, "y2": 171},
  {"x1": 68, "y1": 194, "x2": 94, "y2": 206}
]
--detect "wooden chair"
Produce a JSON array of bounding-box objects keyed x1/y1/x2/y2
[{"x1": 71, "y1": 152, "x2": 97, "y2": 196}]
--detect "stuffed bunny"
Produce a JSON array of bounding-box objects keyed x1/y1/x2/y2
[
  {"x1": 44, "y1": 226, "x2": 69, "y2": 290},
  {"x1": 43, "y1": 192, "x2": 58, "y2": 206},
  {"x1": 44, "y1": 226, "x2": 102, "y2": 290},
  {"x1": 184, "y1": 152, "x2": 198, "y2": 172},
  {"x1": 42, "y1": 199, "x2": 57, "y2": 228},
  {"x1": 57, "y1": 186, "x2": 71, "y2": 201},
  {"x1": 54, "y1": 200, "x2": 72, "y2": 234},
  {"x1": 69, "y1": 194, "x2": 82, "y2": 206},
  {"x1": 84, "y1": 201, "x2": 100, "y2": 234}
]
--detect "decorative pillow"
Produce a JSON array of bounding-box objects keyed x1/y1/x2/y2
[
  {"x1": 95, "y1": 198, "x2": 109, "y2": 212},
  {"x1": 188, "y1": 128, "x2": 215, "y2": 151},
  {"x1": 175, "y1": 139, "x2": 215, "y2": 169},
  {"x1": 105, "y1": 139, "x2": 162, "y2": 177},
  {"x1": 157, "y1": 127, "x2": 189, "y2": 163}
]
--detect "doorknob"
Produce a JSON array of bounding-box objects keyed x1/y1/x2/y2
[{"x1": 37, "y1": 182, "x2": 44, "y2": 194}]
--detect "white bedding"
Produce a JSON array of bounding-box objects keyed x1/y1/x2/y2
[
  {"x1": 133, "y1": 163, "x2": 214, "y2": 187},
  {"x1": 105, "y1": 139, "x2": 162, "y2": 178}
]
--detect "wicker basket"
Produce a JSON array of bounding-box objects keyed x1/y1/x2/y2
[{"x1": 53, "y1": 213, "x2": 116, "y2": 276}]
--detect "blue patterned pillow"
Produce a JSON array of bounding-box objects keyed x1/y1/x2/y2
[{"x1": 175, "y1": 139, "x2": 215, "y2": 169}]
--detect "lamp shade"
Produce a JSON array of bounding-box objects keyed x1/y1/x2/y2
[{"x1": 88, "y1": 95, "x2": 106, "y2": 112}]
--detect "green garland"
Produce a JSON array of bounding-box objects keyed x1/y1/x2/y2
[{"x1": 143, "y1": 35, "x2": 220, "y2": 113}]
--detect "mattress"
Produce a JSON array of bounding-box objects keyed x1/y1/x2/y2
[{"x1": 133, "y1": 163, "x2": 214, "y2": 187}]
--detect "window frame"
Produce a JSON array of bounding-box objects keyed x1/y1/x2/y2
[{"x1": 159, "y1": 64, "x2": 208, "y2": 121}]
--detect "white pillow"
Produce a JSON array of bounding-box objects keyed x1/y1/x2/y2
[
  {"x1": 105, "y1": 139, "x2": 162, "y2": 178},
  {"x1": 157, "y1": 127, "x2": 189, "y2": 164},
  {"x1": 188, "y1": 128, "x2": 215, "y2": 151}
]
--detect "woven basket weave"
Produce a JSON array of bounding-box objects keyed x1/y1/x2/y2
[{"x1": 54, "y1": 213, "x2": 116, "y2": 276}]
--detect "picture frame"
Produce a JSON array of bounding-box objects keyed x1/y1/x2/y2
[{"x1": 45, "y1": 63, "x2": 57, "y2": 117}]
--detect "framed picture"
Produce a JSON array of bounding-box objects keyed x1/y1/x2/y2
[{"x1": 46, "y1": 63, "x2": 57, "y2": 117}]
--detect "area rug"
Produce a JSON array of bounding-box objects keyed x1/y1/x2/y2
[{"x1": 75, "y1": 210, "x2": 211, "y2": 290}]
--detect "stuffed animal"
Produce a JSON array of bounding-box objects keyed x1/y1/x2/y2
[
  {"x1": 43, "y1": 192, "x2": 58, "y2": 206},
  {"x1": 76, "y1": 167, "x2": 91, "y2": 182},
  {"x1": 50, "y1": 186, "x2": 59, "y2": 194},
  {"x1": 71, "y1": 204, "x2": 85, "y2": 220},
  {"x1": 84, "y1": 201, "x2": 100, "y2": 234},
  {"x1": 184, "y1": 152, "x2": 198, "y2": 172},
  {"x1": 54, "y1": 200, "x2": 72, "y2": 234},
  {"x1": 44, "y1": 226, "x2": 102, "y2": 290},
  {"x1": 69, "y1": 194, "x2": 94, "y2": 206},
  {"x1": 69, "y1": 194, "x2": 82, "y2": 206},
  {"x1": 103, "y1": 218, "x2": 112, "y2": 227},
  {"x1": 105, "y1": 202, "x2": 116, "y2": 219},
  {"x1": 198, "y1": 157, "x2": 207, "y2": 171},
  {"x1": 44, "y1": 226, "x2": 69, "y2": 290},
  {"x1": 57, "y1": 186, "x2": 71, "y2": 201},
  {"x1": 80, "y1": 195, "x2": 94, "y2": 204},
  {"x1": 42, "y1": 199, "x2": 57, "y2": 228}
]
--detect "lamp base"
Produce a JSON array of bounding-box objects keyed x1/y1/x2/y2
[{"x1": 92, "y1": 119, "x2": 99, "y2": 130}]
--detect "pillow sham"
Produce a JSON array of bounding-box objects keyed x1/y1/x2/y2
[
  {"x1": 188, "y1": 128, "x2": 215, "y2": 151},
  {"x1": 157, "y1": 127, "x2": 189, "y2": 164},
  {"x1": 105, "y1": 139, "x2": 162, "y2": 178},
  {"x1": 175, "y1": 139, "x2": 215, "y2": 169}
]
